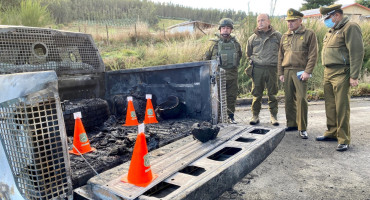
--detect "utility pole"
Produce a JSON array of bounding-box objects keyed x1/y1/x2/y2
[{"x1": 270, "y1": 0, "x2": 278, "y2": 16}]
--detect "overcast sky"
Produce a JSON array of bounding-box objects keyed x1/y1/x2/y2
[{"x1": 150, "y1": 0, "x2": 356, "y2": 16}]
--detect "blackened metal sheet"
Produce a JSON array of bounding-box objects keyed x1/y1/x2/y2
[{"x1": 105, "y1": 61, "x2": 217, "y2": 121}]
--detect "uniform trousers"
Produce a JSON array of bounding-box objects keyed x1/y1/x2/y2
[
  {"x1": 226, "y1": 78, "x2": 238, "y2": 115},
  {"x1": 283, "y1": 69, "x2": 308, "y2": 131},
  {"x1": 323, "y1": 66, "x2": 351, "y2": 144},
  {"x1": 251, "y1": 66, "x2": 278, "y2": 116}
]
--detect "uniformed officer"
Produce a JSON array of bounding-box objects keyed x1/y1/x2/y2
[
  {"x1": 316, "y1": 4, "x2": 364, "y2": 151},
  {"x1": 246, "y1": 14, "x2": 282, "y2": 126},
  {"x1": 205, "y1": 18, "x2": 242, "y2": 124},
  {"x1": 278, "y1": 8, "x2": 318, "y2": 139}
]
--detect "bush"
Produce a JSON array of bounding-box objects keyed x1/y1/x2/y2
[
  {"x1": 0, "y1": 0, "x2": 53, "y2": 27},
  {"x1": 360, "y1": 22, "x2": 370, "y2": 76}
]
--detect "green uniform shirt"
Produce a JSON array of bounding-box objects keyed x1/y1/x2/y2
[
  {"x1": 246, "y1": 26, "x2": 282, "y2": 67},
  {"x1": 278, "y1": 25, "x2": 318, "y2": 76},
  {"x1": 322, "y1": 16, "x2": 364, "y2": 79}
]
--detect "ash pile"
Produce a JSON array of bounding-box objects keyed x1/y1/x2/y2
[{"x1": 65, "y1": 95, "x2": 203, "y2": 188}]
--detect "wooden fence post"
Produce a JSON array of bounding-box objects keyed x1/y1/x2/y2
[
  {"x1": 106, "y1": 24, "x2": 110, "y2": 45},
  {"x1": 135, "y1": 23, "x2": 138, "y2": 44},
  {"x1": 163, "y1": 24, "x2": 166, "y2": 39}
]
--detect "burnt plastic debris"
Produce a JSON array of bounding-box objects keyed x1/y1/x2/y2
[
  {"x1": 156, "y1": 96, "x2": 186, "y2": 120},
  {"x1": 191, "y1": 122, "x2": 220, "y2": 143}
]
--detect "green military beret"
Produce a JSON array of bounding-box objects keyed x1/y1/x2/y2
[
  {"x1": 285, "y1": 8, "x2": 304, "y2": 21},
  {"x1": 320, "y1": 4, "x2": 342, "y2": 19}
]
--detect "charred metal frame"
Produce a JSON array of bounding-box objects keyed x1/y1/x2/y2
[
  {"x1": 0, "y1": 71, "x2": 73, "y2": 200},
  {"x1": 0, "y1": 26, "x2": 106, "y2": 101},
  {"x1": 0, "y1": 25, "x2": 104, "y2": 75},
  {"x1": 105, "y1": 60, "x2": 225, "y2": 124}
]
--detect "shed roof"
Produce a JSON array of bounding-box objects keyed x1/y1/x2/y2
[
  {"x1": 167, "y1": 21, "x2": 215, "y2": 30},
  {"x1": 302, "y1": 3, "x2": 370, "y2": 18}
]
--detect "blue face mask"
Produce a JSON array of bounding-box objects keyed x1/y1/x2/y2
[{"x1": 324, "y1": 18, "x2": 335, "y2": 28}]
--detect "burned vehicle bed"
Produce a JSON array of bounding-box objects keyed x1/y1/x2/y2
[{"x1": 0, "y1": 26, "x2": 284, "y2": 200}]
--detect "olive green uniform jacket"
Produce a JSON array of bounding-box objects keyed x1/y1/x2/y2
[
  {"x1": 205, "y1": 33, "x2": 242, "y2": 80},
  {"x1": 322, "y1": 16, "x2": 364, "y2": 79},
  {"x1": 278, "y1": 25, "x2": 318, "y2": 131},
  {"x1": 246, "y1": 26, "x2": 281, "y2": 116},
  {"x1": 247, "y1": 26, "x2": 282, "y2": 67},
  {"x1": 205, "y1": 33, "x2": 242, "y2": 115},
  {"x1": 322, "y1": 16, "x2": 364, "y2": 144}
]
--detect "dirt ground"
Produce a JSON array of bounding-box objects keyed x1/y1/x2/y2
[{"x1": 218, "y1": 97, "x2": 370, "y2": 200}]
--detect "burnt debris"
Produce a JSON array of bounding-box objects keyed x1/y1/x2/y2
[
  {"x1": 68, "y1": 114, "x2": 203, "y2": 188},
  {"x1": 191, "y1": 122, "x2": 220, "y2": 143}
]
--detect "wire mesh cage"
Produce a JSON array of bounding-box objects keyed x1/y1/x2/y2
[
  {"x1": 0, "y1": 72, "x2": 73, "y2": 200},
  {"x1": 0, "y1": 25, "x2": 104, "y2": 75}
]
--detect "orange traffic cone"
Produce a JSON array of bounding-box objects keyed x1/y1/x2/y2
[
  {"x1": 124, "y1": 96, "x2": 139, "y2": 126},
  {"x1": 121, "y1": 124, "x2": 157, "y2": 187},
  {"x1": 143, "y1": 94, "x2": 158, "y2": 124},
  {"x1": 69, "y1": 112, "x2": 96, "y2": 155}
]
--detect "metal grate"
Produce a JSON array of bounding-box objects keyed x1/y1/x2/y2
[
  {"x1": 0, "y1": 25, "x2": 104, "y2": 75},
  {"x1": 218, "y1": 68, "x2": 228, "y2": 123},
  {"x1": 0, "y1": 92, "x2": 72, "y2": 200}
]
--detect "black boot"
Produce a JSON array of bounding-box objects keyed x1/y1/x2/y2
[{"x1": 228, "y1": 114, "x2": 237, "y2": 124}]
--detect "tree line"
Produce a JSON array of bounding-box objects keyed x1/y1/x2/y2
[{"x1": 0, "y1": 0, "x2": 248, "y2": 26}]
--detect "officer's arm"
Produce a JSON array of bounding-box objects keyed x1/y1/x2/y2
[
  {"x1": 304, "y1": 32, "x2": 318, "y2": 74},
  {"x1": 204, "y1": 43, "x2": 215, "y2": 60},
  {"x1": 276, "y1": 32, "x2": 282, "y2": 45},
  {"x1": 277, "y1": 36, "x2": 285, "y2": 77},
  {"x1": 345, "y1": 24, "x2": 364, "y2": 80},
  {"x1": 237, "y1": 42, "x2": 243, "y2": 61},
  {"x1": 246, "y1": 38, "x2": 253, "y2": 59}
]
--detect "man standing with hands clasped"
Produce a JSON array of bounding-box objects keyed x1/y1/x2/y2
[
  {"x1": 316, "y1": 4, "x2": 364, "y2": 152},
  {"x1": 278, "y1": 8, "x2": 318, "y2": 139},
  {"x1": 246, "y1": 14, "x2": 282, "y2": 126}
]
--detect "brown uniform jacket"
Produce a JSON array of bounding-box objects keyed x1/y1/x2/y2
[
  {"x1": 322, "y1": 16, "x2": 364, "y2": 79},
  {"x1": 278, "y1": 25, "x2": 318, "y2": 76}
]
